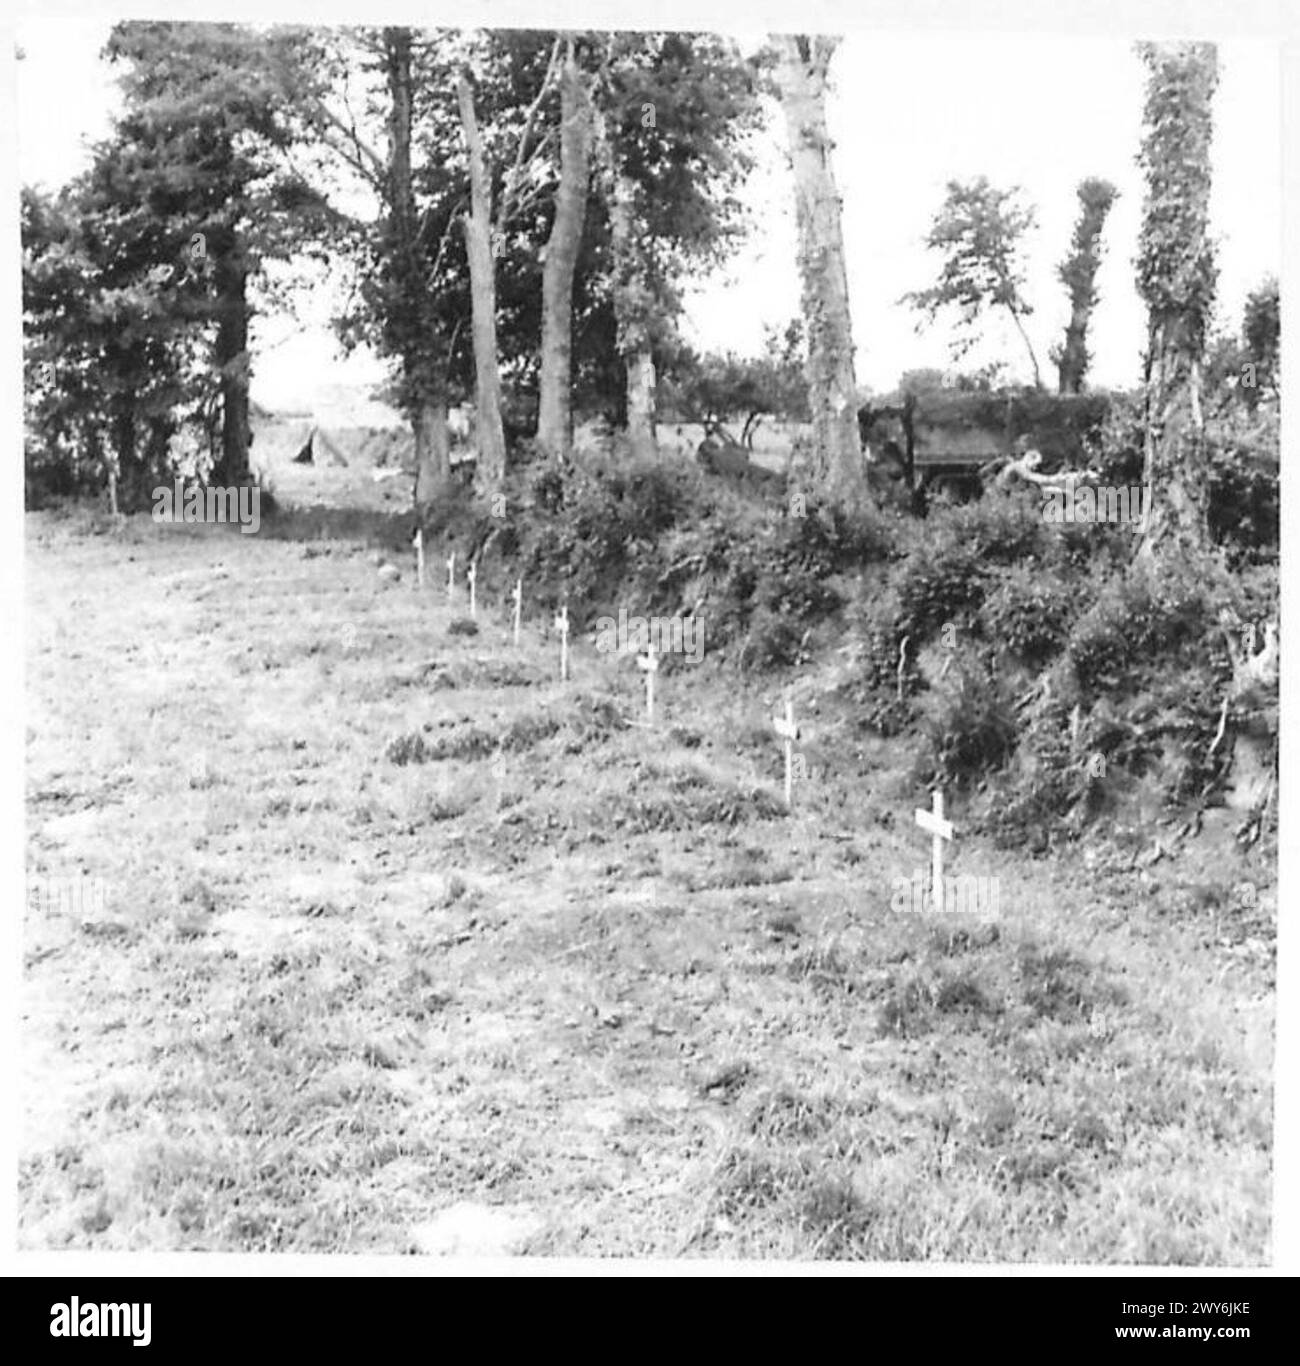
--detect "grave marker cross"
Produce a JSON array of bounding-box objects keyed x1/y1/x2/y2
[
  {"x1": 914, "y1": 789, "x2": 954, "y2": 910},
  {"x1": 554, "y1": 605, "x2": 569, "y2": 681},
  {"x1": 637, "y1": 644, "x2": 659, "y2": 721},
  {"x1": 772, "y1": 698, "x2": 800, "y2": 808}
]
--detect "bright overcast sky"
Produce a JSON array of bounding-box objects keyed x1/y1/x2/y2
[{"x1": 16, "y1": 22, "x2": 1281, "y2": 407}]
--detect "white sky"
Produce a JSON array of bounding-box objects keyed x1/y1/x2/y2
[
  {"x1": 688, "y1": 33, "x2": 1280, "y2": 394},
  {"x1": 16, "y1": 23, "x2": 1281, "y2": 406}
]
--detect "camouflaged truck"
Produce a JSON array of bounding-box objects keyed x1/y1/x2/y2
[{"x1": 858, "y1": 390, "x2": 1112, "y2": 512}]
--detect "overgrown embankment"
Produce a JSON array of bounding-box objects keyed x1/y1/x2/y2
[{"x1": 420, "y1": 413, "x2": 1277, "y2": 860}]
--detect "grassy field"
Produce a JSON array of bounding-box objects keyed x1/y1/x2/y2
[{"x1": 22, "y1": 506, "x2": 1274, "y2": 1260}]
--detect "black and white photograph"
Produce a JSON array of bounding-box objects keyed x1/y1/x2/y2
[{"x1": 11, "y1": 0, "x2": 1290, "y2": 1280}]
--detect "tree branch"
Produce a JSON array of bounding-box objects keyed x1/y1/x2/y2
[
  {"x1": 312, "y1": 97, "x2": 386, "y2": 184},
  {"x1": 496, "y1": 36, "x2": 563, "y2": 233}
]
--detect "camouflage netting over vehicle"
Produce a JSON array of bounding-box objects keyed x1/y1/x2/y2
[
  {"x1": 858, "y1": 389, "x2": 1118, "y2": 506},
  {"x1": 904, "y1": 389, "x2": 1113, "y2": 468}
]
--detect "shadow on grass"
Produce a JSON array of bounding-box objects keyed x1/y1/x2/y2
[{"x1": 259, "y1": 497, "x2": 414, "y2": 552}]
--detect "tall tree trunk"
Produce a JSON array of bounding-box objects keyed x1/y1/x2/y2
[
  {"x1": 537, "y1": 42, "x2": 591, "y2": 463},
  {"x1": 386, "y1": 28, "x2": 451, "y2": 508},
  {"x1": 1055, "y1": 178, "x2": 1118, "y2": 395},
  {"x1": 457, "y1": 73, "x2": 508, "y2": 495},
  {"x1": 111, "y1": 398, "x2": 143, "y2": 511},
  {"x1": 1006, "y1": 307, "x2": 1044, "y2": 390},
  {"x1": 212, "y1": 258, "x2": 250, "y2": 486},
  {"x1": 1136, "y1": 326, "x2": 1208, "y2": 561},
  {"x1": 591, "y1": 99, "x2": 657, "y2": 460},
  {"x1": 412, "y1": 395, "x2": 451, "y2": 506},
  {"x1": 625, "y1": 349, "x2": 656, "y2": 456},
  {"x1": 773, "y1": 35, "x2": 863, "y2": 502},
  {"x1": 386, "y1": 28, "x2": 415, "y2": 247},
  {"x1": 1057, "y1": 304, "x2": 1090, "y2": 394},
  {"x1": 1134, "y1": 43, "x2": 1218, "y2": 564}
]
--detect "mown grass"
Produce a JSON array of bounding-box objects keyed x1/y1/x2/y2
[{"x1": 22, "y1": 510, "x2": 1274, "y2": 1261}]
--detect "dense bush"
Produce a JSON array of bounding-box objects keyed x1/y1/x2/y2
[
  {"x1": 893, "y1": 541, "x2": 987, "y2": 639},
  {"x1": 842, "y1": 461, "x2": 1272, "y2": 840},
  {"x1": 840, "y1": 586, "x2": 920, "y2": 733},
  {"x1": 1206, "y1": 403, "x2": 1279, "y2": 563},
  {"x1": 742, "y1": 608, "x2": 808, "y2": 669},
  {"x1": 985, "y1": 697, "x2": 1095, "y2": 847},
  {"x1": 975, "y1": 556, "x2": 1251, "y2": 844},
  {"x1": 692, "y1": 502, "x2": 890, "y2": 665},
  {"x1": 915, "y1": 655, "x2": 1018, "y2": 788},
  {"x1": 842, "y1": 493, "x2": 1055, "y2": 733},
  {"x1": 931, "y1": 489, "x2": 1048, "y2": 564},
  {"x1": 25, "y1": 449, "x2": 97, "y2": 509},
  {"x1": 502, "y1": 450, "x2": 890, "y2": 660},
  {"x1": 980, "y1": 565, "x2": 1075, "y2": 667},
  {"x1": 507, "y1": 452, "x2": 698, "y2": 621},
  {"x1": 1065, "y1": 563, "x2": 1218, "y2": 697}
]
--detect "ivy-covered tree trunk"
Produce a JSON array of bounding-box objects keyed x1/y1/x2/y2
[
  {"x1": 1055, "y1": 179, "x2": 1118, "y2": 394},
  {"x1": 1057, "y1": 303, "x2": 1092, "y2": 395},
  {"x1": 592, "y1": 99, "x2": 657, "y2": 461},
  {"x1": 537, "y1": 42, "x2": 591, "y2": 462},
  {"x1": 457, "y1": 73, "x2": 508, "y2": 494},
  {"x1": 774, "y1": 35, "x2": 864, "y2": 502},
  {"x1": 212, "y1": 256, "x2": 251, "y2": 486},
  {"x1": 1139, "y1": 318, "x2": 1211, "y2": 560},
  {"x1": 1134, "y1": 42, "x2": 1218, "y2": 564}
]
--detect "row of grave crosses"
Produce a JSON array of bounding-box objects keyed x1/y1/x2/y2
[{"x1": 420, "y1": 528, "x2": 957, "y2": 900}]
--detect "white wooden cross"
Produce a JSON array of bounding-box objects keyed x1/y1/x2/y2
[
  {"x1": 413, "y1": 527, "x2": 424, "y2": 588},
  {"x1": 915, "y1": 788, "x2": 954, "y2": 911},
  {"x1": 446, "y1": 551, "x2": 456, "y2": 605},
  {"x1": 513, "y1": 578, "x2": 523, "y2": 647},
  {"x1": 467, "y1": 559, "x2": 477, "y2": 617},
  {"x1": 554, "y1": 605, "x2": 569, "y2": 681},
  {"x1": 772, "y1": 698, "x2": 800, "y2": 808},
  {"x1": 637, "y1": 644, "x2": 659, "y2": 721}
]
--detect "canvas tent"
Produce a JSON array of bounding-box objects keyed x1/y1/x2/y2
[
  {"x1": 248, "y1": 391, "x2": 477, "y2": 479},
  {"x1": 290, "y1": 427, "x2": 365, "y2": 467},
  {"x1": 250, "y1": 395, "x2": 409, "y2": 474}
]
